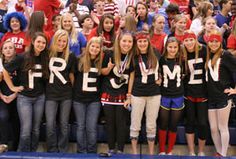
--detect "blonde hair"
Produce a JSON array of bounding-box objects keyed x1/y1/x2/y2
[
  {"x1": 193, "y1": 1, "x2": 213, "y2": 20},
  {"x1": 49, "y1": 29, "x2": 70, "y2": 62},
  {"x1": 150, "y1": 14, "x2": 165, "y2": 37},
  {"x1": 114, "y1": 31, "x2": 134, "y2": 70},
  {"x1": 182, "y1": 30, "x2": 203, "y2": 75},
  {"x1": 205, "y1": 29, "x2": 223, "y2": 69},
  {"x1": 171, "y1": 14, "x2": 187, "y2": 33},
  {"x1": 60, "y1": 12, "x2": 78, "y2": 45},
  {"x1": 78, "y1": 37, "x2": 103, "y2": 74},
  {"x1": 0, "y1": 39, "x2": 16, "y2": 60},
  {"x1": 123, "y1": 14, "x2": 137, "y2": 33}
]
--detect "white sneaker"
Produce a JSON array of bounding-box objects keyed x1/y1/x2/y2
[
  {"x1": 189, "y1": 152, "x2": 196, "y2": 156},
  {"x1": 198, "y1": 152, "x2": 205, "y2": 156},
  {"x1": 167, "y1": 152, "x2": 173, "y2": 155},
  {"x1": 159, "y1": 152, "x2": 166, "y2": 155}
]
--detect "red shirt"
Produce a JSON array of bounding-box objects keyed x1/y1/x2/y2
[
  {"x1": 227, "y1": 34, "x2": 236, "y2": 49},
  {"x1": 150, "y1": 33, "x2": 166, "y2": 53},
  {"x1": 88, "y1": 27, "x2": 113, "y2": 49},
  {"x1": 34, "y1": 0, "x2": 61, "y2": 32},
  {"x1": 24, "y1": 30, "x2": 52, "y2": 47},
  {"x1": 170, "y1": 0, "x2": 190, "y2": 15},
  {"x1": 1, "y1": 31, "x2": 26, "y2": 54},
  {"x1": 174, "y1": 33, "x2": 185, "y2": 43}
]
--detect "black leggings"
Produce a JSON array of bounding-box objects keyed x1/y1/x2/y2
[
  {"x1": 159, "y1": 107, "x2": 183, "y2": 132},
  {"x1": 184, "y1": 99, "x2": 208, "y2": 140},
  {"x1": 103, "y1": 105, "x2": 127, "y2": 151}
]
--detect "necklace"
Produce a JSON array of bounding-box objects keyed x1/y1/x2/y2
[
  {"x1": 118, "y1": 54, "x2": 128, "y2": 74},
  {"x1": 138, "y1": 55, "x2": 151, "y2": 74}
]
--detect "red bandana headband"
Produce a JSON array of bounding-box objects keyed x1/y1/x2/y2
[
  {"x1": 183, "y1": 33, "x2": 196, "y2": 40},
  {"x1": 135, "y1": 33, "x2": 150, "y2": 40},
  {"x1": 208, "y1": 34, "x2": 222, "y2": 43}
]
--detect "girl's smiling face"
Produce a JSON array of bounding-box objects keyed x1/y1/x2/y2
[
  {"x1": 56, "y1": 35, "x2": 68, "y2": 52},
  {"x1": 10, "y1": 17, "x2": 21, "y2": 33},
  {"x1": 33, "y1": 36, "x2": 47, "y2": 55},
  {"x1": 89, "y1": 42, "x2": 101, "y2": 59},
  {"x1": 175, "y1": 18, "x2": 187, "y2": 33},
  {"x1": 61, "y1": 14, "x2": 73, "y2": 32},
  {"x1": 183, "y1": 38, "x2": 196, "y2": 52},
  {"x1": 208, "y1": 40, "x2": 221, "y2": 53},
  {"x1": 119, "y1": 34, "x2": 133, "y2": 54},
  {"x1": 167, "y1": 41, "x2": 179, "y2": 58},
  {"x1": 137, "y1": 38, "x2": 149, "y2": 54}
]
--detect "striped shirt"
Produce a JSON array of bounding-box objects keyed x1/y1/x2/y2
[{"x1": 94, "y1": 2, "x2": 119, "y2": 16}]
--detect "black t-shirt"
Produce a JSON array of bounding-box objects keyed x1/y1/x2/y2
[
  {"x1": 159, "y1": 56, "x2": 184, "y2": 97},
  {"x1": 184, "y1": 45, "x2": 208, "y2": 98},
  {"x1": 5, "y1": 54, "x2": 46, "y2": 97},
  {"x1": 73, "y1": 59, "x2": 101, "y2": 103},
  {"x1": 102, "y1": 51, "x2": 133, "y2": 96},
  {"x1": 0, "y1": 56, "x2": 20, "y2": 96},
  {"x1": 206, "y1": 51, "x2": 236, "y2": 104},
  {"x1": 132, "y1": 53, "x2": 161, "y2": 96},
  {"x1": 46, "y1": 53, "x2": 76, "y2": 100}
]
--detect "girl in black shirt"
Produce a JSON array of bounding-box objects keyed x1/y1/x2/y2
[
  {"x1": 3, "y1": 32, "x2": 49, "y2": 152},
  {"x1": 126, "y1": 31, "x2": 161, "y2": 155},
  {"x1": 206, "y1": 29, "x2": 236, "y2": 157},
  {"x1": 158, "y1": 36, "x2": 184, "y2": 155},
  {"x1": 101, "y1": 31, "x2": 134, "y2": 154},
  {"x1": 182, "y1": 31, "x2": 208, "y2": 156},
  {"x1": 73, "y1": 37, "x2": 103, "y2": 153},
  {"x1": 45, "y1": 29, "x2": 76, "y2": 153}
]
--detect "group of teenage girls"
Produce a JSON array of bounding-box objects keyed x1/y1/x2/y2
[
  {"x1": 0, "y1": 0, "x2": 235, "y2": 158},
  {"x1": 0, "y1": 25, "x2": 235, "y2": 157}
]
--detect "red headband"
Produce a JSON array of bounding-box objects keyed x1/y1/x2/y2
[
  {"x1": 208, "y1": 34, "x2": 222, "y2": 43},
  {"x1": 135, "y1": 33, "x2": 150, "y2": 40},
  {"x1": 183, "y1": 33, "x2": 196, "y2": 40}
]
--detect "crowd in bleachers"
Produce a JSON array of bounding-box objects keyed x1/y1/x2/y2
[{"x1": 0, "y1": 0, "x2": 235, "y2": 157}]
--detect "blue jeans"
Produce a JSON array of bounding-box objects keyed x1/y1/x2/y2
[
  {"x1": 17, "y1": 94, "x2": 45, "y2": 152},
  {"x1": 45, "y1": 99, "x2": 72, "y2": 152},
  {"x1": 73, "y1": 101, "x2": 100, "y2": 153}
]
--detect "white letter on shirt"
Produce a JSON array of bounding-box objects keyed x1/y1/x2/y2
[
  {"x1": 82, "y1": 68, "x2": 98, "y2": 92},
  {"x1": 49, "y1": 57, "x2": 67, "y2": 84},
  {"x1": 188, "y1": 58, "x2": 203, "y2": 84},
  {"x1": 163, "y1": 65, "x2": 181, "y2": 87},
  {"x1": 28, "y1": 64, "x2": 42, "y2": 89}
]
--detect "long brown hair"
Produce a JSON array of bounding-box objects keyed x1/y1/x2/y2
[
  {"x1": 78, "y1": 37, "x2": 103, "y2": 74},
  {"x1": 134, "y1": 31, "x2": 158, "y2": 69},
  {"x1": 205, "y1": 29, "x2": 223, "y2": 69},
  {"x1": 24, "y1": 32, "x2": 49, "y2": 79},
  {"x1": 26, "y1": 11, "x2": 45, "y2": 39}
]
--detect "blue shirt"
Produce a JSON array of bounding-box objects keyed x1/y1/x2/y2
[
  {"x1": 137, "y1": 14, "x2": 154, "y2": 31},
  {"x1": 214, "y1": 13, "x2": 231, "y2": 27},
  {"x1": 69, "y1": 32, "x2": 87, "y2": 57}
]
